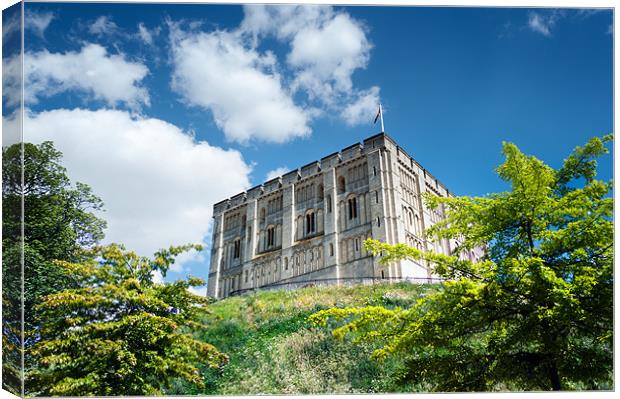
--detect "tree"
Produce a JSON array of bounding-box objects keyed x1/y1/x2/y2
[
  {"x1": 30, "y1": 243, "x2": 228, "y2": 396},
  {"x1": 2, "y1": 141, "x2": 107, "y2": 394},
  {"x1": 310, "y1": 135, "x2": 613, "y2": 391}
]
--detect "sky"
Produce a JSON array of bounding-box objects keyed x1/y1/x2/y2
[{"x1": 2, "y1": 2, "x2": 614, "y2": 294}]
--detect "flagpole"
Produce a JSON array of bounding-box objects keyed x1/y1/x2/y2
[{"x1": 379, "y1": 103, "x2": 385, "y2": 133}]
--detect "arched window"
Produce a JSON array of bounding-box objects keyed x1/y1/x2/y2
[
  {"x1": 338, "y1": 176, "x2": 346, "y2": 193},
  {"x1": 285, "y1": 257, "x2": 289, "y2": 270},
  {"x1": 327, "y1": 195, "x2": 332, "y2": 213},
  {"x1": 377, "y1": 217, "x2": 381, "y2": 227}
]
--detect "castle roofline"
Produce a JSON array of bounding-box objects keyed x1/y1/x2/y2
[{"x1": 212, "y1": 131, "x2": 451, "y2": 214}]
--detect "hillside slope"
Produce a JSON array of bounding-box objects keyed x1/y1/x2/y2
[{"x1": 169, "y1": 282, "x2": 437, "y2": 395}]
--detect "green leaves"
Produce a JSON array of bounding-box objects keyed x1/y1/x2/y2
[
  {"x1": 31, "y1": 245, "x2": 227, "y2": 396},
  {"x1": 312, "y1": 135, "x2": 613, "y2": 391}
]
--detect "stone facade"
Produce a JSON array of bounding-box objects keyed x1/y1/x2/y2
[{"x1": 207, "y1": 133, "x2": 482, "y2": 298}]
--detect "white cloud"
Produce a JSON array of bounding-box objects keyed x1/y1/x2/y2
[
  {"x1": 527, "y1": 11, "x2": 564, "y2": 37},
  {"x1": 152, "y1": 270, "x2": 165, "y2": 284},
  {"x1": 2, "y1": 53, "x2": 22, "y2": 110},
  {"x1": 241, "y1": 5, "x2": 376, "y2": 125},
  {"x1": 2, "y1": 111, "x2": 22, "y2": 148},
  {"x1": 137, "y1": 22, "x2": 160, "y2": 46},
  {"x1": 528, "y1": 13, "x2": 551, "y2": 36},
  {"x1": 265, "y1": 166, "x2": 289, "y2": 181},
  {"x1": 341, "y1": 86, "x2": 380, "y2": 127},
  {"x1": 25, "y1": 10, "x2": 54, "y2": 38},
  {"x1": 2, "y1": 11, "x2": 20, "y2": 43},
  {"x1": 3, "y1": 9, "x2": 54, "y2": 43},
  {"x1": 89, "y1": 16, "x2": 119, "y2": 36},
  {"x1": 170, "y1": 27, "x2": 311, "y2": 144},
  {"x1": 188, "y1": 286, "x2": 208, "y2": 296},
  {"x1": 3, "y1": 44, "x2": 149, "y2": 109},
  {"x1": 287, "y1": 13, "x2": 371, "y2": 102},
  {"x1": 10, "y1": 108, "x2": 252, "y2": 266},
  {"x1": 241, "y1": 5, "x2": 334, "y2": 43}
]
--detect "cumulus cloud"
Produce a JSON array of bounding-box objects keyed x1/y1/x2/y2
[
  {"x1": 287, "y1": 13, "x2": 371, "y2": 101},
  {"x1": 341, "y1": 86, "x2": 380, "y2": 126},
  {"x1": 25, "y1": 10, "x2": 54, "y2": 38},
  {"x1": 89, "y1": 16, "x2": 119, "y2": 36},
  {"x1": 170, "y1": 27, "x2": 311, "y2": 144},
  {"x1": 2, "y1": 44, "x2": 149, "y2": 109},
  {"x1": 265, "y1": 166, "x2": 289, "y2": 181},
  {"x1": 7, "y1": 108, "x2": 252, "y2": 265},
  {"x1": 241, "y1": 5, "x2": 334, "y2": 43},
  {"x1": 241, "y1": 5, "x2": 377, "y2": 124}
]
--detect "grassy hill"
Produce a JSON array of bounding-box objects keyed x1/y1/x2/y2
[{"x1": 168, "y1": 282, "x2": 438, "y2": 395}]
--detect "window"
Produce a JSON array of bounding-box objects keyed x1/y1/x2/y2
[
  {"x1": 247, "y1": 226, "x2": 252, "y2": 241},
  {"x1": 348, "y1": 197, "x2": 358, "y2": 220},
  {"x1": 244, "y1": 270, "x2": 248, "y2": 283},
  {"x1": 330, "y1": 243, "x2": 334, "y2": 256},
  {"x1": 327, "y1": 195, "x2": 332, "y2": 213},
  {"x1": 285, "y1": 257, "x2": 288, "y2": 270},
  {"x1": 375, "y1": 191, "x2": 379, "y2": 203},
  {"x1": 377, "y1": 217, "x2": 381, "y2": 227},
  {"x1": 266, "y1": 226, "x2": 275, "y2": 248},
  {"x1": 338, "y1": 176, "x2": 346, "y2": 193},
  {"x1": 233, "y1": 239, "x2": 241, "y2": 259},
  {"x1": 305, "y1": 212, "x2": 316, "y2": 235},
  {"x1": 355, "y1": 239, "x2": 359, "y2": 251},
  {"x1": 381, "y1": 270, "x2": 385, "y2": 279},
  {"x1": 318, "y1": 184, "x2": 324, "y2": 200},
  {"x1": 373, "y1": 166, "x2": 377, "y2": 176}
]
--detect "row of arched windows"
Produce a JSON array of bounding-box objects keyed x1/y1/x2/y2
[
  {"x1": 403, "y1": 206, "x2": 422, "y2": 236},
  {"x1": 296, "y1": 182, "x2": 324, "y2": 204},
  {"x1": 339, "y1": 232, "x2": 371, "y2": 263},
  {"x1": 224, "y1": 212, "x2": 245, "y2": 232},
  {"x1": 296, "y1": 209, "x2": 324, "y2": 240}
]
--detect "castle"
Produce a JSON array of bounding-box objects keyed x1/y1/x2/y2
[{"x1": 207, "y1": 132, "x2": 482, "y2": 298}]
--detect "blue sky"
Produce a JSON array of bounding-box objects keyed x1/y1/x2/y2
[{"x1": 3, "y1": 2, "x2": 613, "y2": 292}]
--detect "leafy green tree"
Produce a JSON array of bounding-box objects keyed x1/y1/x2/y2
[
  {"x1": 311, "y1": 135, "x2": 613, "y2": 391},
  {"x1": 30, "y1": 243, "x2": 228, "y2": 396},
  {"x1": 2, "y1": 141, "x2": 107, "y2": 394}
]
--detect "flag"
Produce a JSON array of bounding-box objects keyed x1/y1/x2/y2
[{"x1": 373, "y1": 106, "x2": 381, "y2": 124}]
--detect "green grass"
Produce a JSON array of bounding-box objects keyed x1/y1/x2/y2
[{"x1": 167, "y1": 282, "x2": 436, "y2": 395}]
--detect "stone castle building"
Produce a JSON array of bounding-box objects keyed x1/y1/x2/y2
[{"x1": 207, "y1": 133, "x2": 482, "y2": 298}]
